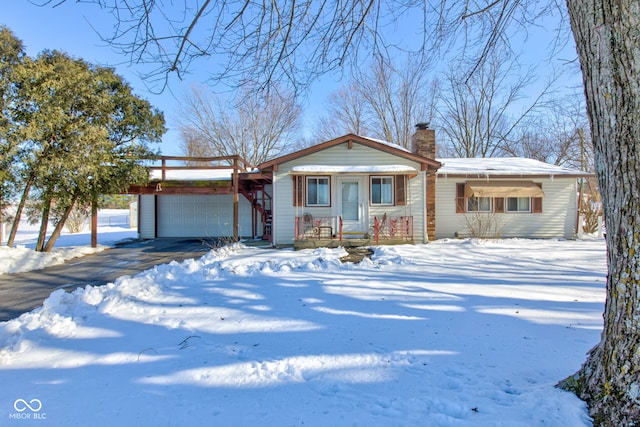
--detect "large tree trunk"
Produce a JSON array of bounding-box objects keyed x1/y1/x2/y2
[
  {"x1": 560, "y1": 1, "x2": 640, "y2": 425},
  {"x1": 0, "y1": 194, "x2": 3, "y2": 244},
  {"x1": 43, "y1": 195, "x2": 78, "y2": 252},
  {"x1": 35, "y1": 199, "x2": 51, "y2": 252},
  {"x1": 6, "y1": 177, "x2": 32, "y2": 247}
]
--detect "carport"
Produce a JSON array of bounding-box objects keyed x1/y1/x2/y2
[{"x1": 124, "y1": 156, "x2": 273, "y2": 243}]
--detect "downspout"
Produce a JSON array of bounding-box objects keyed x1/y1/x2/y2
[
  {"x1": 424, "y1": 171, "x2": 429, "y2": 242},
  {"x1": 575, "y1": 178, "x2": 583, "y2": 236},
  {"x1": 154, "y1": 195, "x2": 158, "y2": 238},
  {"x1": 137, "y1": 195, "x2": 142, "y2": 239},
  {"x1": 407, "y1": 174, "x2": 413, "y2": 241},
  {"x1": 233, "y1": 157, "x2": 239, "y2": 241},
  {"x1": 271, "y1": 173, "x2": 277, "y2": 246}
]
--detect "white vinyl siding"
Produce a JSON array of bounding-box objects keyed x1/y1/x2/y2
[
  {"x1": 271, "y1": 142, "x2": 427, "y2": 244},
  {"x1": 435, "y1": 177, "x2": 579, "y2": 239},
  {"x1": 138, "y1": 195, "x2": 156, "y2": 239}
]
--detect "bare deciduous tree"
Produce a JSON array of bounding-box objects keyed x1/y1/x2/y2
[
  {"x1": 358, "y1": 55, "x2": 435, "y2": 148},
  {"x1": 436, "y1": 48, "x2": 549, "y2": 158},
  {"x1": 558, "y1": 3, "x2": 640, "y2": 424},
  {"x1": 312, "y1": 54, "x2": 435, "y2": 148},
  {"x1": 177, "y1": 85, "x2": 302, "y2": 166},
  {"x1": 58, "y1": 0, "x2": 436, "y2": 93},
  {"x1": 505, "y1": 91, "x2": 591, "y2": 168},
  {"x1": 310, "y1": 81, "x2": 373, "y2": 144},
  {"x1": 40, "y1": 0, "x2": 640, "y2": 422}
]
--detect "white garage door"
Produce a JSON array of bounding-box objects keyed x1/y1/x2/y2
[{"x1": 157, "y1": 195, "x2": 250, "y2": 238}]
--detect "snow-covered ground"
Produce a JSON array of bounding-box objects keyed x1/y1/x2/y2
[
  {"x1": 0, "y1": 216, "x2": 606, "y2": 426},
  {"x1": 0, "y1": 209, "x2": 137, "y2": 274}
]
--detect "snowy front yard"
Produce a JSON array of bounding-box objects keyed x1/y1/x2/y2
[
  {"x1": 0, "y1": 237, "x2": 606, "y2": 426},
  {"x1": 0, "y1": 209, "x2": 137, "y2": 275}
]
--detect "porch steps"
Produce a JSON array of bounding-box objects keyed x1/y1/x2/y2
[
  {"x1": 294, "y1": 238, "x2": 414, "y2": 250},
  {"x1": 340, "y1": 247, "x2": 374, "y2": 263},
  {"x1": 341, "y1": 231, "x2": 370, "y2": 239}
]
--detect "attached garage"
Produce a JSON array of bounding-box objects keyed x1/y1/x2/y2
[
  {"x1": 138, "y1": 195, "x2": 254, "y2": 239},
  {"x1": 128, "y1": 156, "x2": 272, "y2": 241}
]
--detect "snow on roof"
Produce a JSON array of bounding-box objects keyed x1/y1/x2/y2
[
  {"x1": 436, "y1": 157, "x2": 590, "y2": 177},
  {"x1": 148, "y1": 155, "x2": 589, "y2": 181},
  {"x1": 150, "y1": 169, "x2": 235, "y2": 181},
  {"x1": 361, "y1": 136, "x2": 411, "y2": 153},
  {"x1": 291, "y1": 165, "x2": 417, "y2": 174}
]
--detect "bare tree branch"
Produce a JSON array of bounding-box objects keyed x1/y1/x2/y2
[
  {"x1": 176, "y1": 83, "x2": 302, "y2": 165},
  {"x1": 311, "y1": 53, "x2": 435, "y2": 148},
  {"x1": 436, "y1": 47, "x2": 547, "y2": 158}
]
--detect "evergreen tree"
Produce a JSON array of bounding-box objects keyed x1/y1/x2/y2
[
  {"x1": 0, "y1": 26, "x2": 26, "y2": 243},
  {"x1": 6, "y1": 48, "x2": 165, "y2": 250}
]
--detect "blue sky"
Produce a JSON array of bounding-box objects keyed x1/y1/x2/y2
[
  {"x1": 2, "y1": 1, "x2": 356, "y2": 156},
  {"x1": 3, "y1": 1, "x2": 256, "y2": 156},
  {"x1": 3, "y1": 2, "x2": 580, "y2": 157}
]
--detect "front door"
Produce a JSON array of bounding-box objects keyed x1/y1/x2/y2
[{"x1": 338, "y1": 177, "x2": 366, "y2": 236}]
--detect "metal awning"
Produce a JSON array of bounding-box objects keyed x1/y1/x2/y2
[{"x1": 465, "y1": 181, "x2": 544, "y2": 198}]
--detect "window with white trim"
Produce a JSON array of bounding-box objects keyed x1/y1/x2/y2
[
  {"x1": 306, "y1": 177, "x2": 330, "y2": 206},
  {"x1": 506, "y1": 197, "x2": 531, "y2": 212},
  {"x1": 370, "y1": 176, "x2": 394, "y2": 205},
  {"x1": 467, "y1": 196, "x2": 492, "y2": 212}
]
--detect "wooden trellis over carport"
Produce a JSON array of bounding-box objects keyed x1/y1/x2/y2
[{"x1": 111, "y1": 155, "x2": 272, "y2": 245}]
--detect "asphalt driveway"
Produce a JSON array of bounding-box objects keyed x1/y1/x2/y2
[{"x1": 0, "y1": 238, "x2": 217, "y2": 322}]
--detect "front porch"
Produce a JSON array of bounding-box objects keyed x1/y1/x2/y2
[{"x1": 293, "y1": 215, "x2": 414, "y2": 249}]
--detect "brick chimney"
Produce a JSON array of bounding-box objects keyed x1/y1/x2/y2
[
  {"x1": 411, "y1": 122, "x2": 436, "y2": 159},
  {"x1": 411, "y1": 122, "x2": 437, "y2": 242}
]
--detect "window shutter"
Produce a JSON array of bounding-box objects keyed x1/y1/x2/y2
[
  {"x1": 395, "y1": 175, "x2": 406, "y2": 206},
  {"x1": 532, "y1": 197, "x2": 543, "y2": 213},
  {"x1": 456, "y1": 183, "x2": 466, "y2": 213},
  {"x1": 293, "y1": 175, "x2": 304, "y2": 206},
  {"x1": 495, "y1": 198, "x2": 504, "y2": 213},
  {"x1": 532, "y1": 183, "x2": 542, "y2": 213}
]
